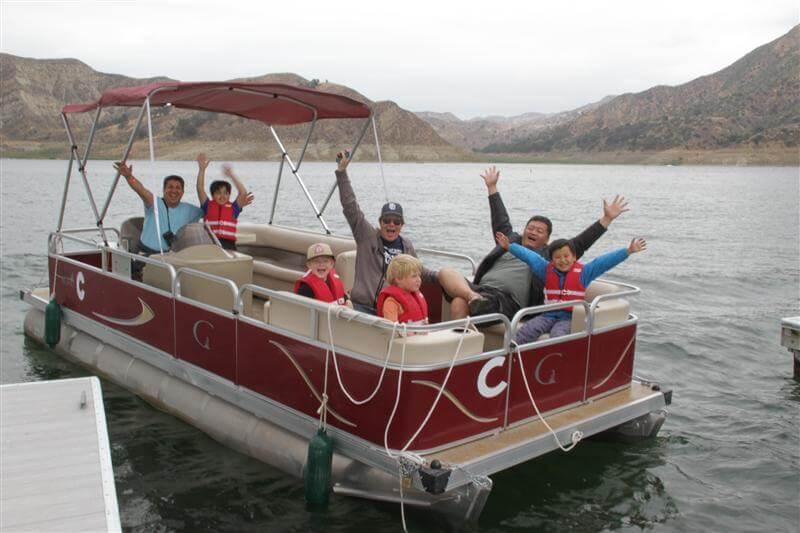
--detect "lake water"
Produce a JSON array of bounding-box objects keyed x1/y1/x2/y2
[{"x1": 1, "y1": 158, "x2": 798, "y2": 532}]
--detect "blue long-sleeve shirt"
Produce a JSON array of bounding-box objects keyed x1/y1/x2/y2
[{"x1": 508, "y1": 243, "x2": 630, "y2": 320}]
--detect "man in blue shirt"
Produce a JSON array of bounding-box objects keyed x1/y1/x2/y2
[{"x1": 114, "y1": 160, "x2": 203, "y2": 254}]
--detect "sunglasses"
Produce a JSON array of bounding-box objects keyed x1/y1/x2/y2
[{"x1": 381, "y1": 216, "x2": 403, "y2": 225}]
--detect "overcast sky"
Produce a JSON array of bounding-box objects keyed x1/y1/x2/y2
[{"x1": 1, "y1": 0, "x2": 797, "y2": 118}]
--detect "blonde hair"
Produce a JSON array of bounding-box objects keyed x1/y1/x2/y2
[{"x1": 386, "y1": 254, "x2": 423, "y2": 286}]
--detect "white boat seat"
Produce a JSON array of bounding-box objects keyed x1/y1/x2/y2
[
  {"x1": 237, "y1": 223, "x2": 356, "y2": 292},
  {"x1": 142, "y1": 244, "x2": 254, "y2": 314},
  {"x1": 268, "y1": 292, "x2": 485, "y2": 364},
  {"x1": 570, "y1": 280, "x2": 630, "y2": 333},
  {"x1": 334, "y1": 250, "x2": 357, "y2": 294}
]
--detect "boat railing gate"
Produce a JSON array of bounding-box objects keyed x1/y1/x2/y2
[
  {"x1": 49, "y1": 228, "x2": 121, "y2": 255},
  {"x1": 239, "y1": 283, "x2": 512, "y2": 344},
  {"x1": 509, "y1": 299, "x2": 591, "y2": 344},
  {"x1": 49, "y1": 229, "x2": 122, "y2": 274},
  {"x1": 416, "y1": 247, "x2": 478, "y2": 276},
  {"x1": 49, "y1": 231, "x2": 179, "y2": 290}
]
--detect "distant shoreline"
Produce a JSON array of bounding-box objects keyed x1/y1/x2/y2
[{"x1": 2, "y1": 141, "x2": 797, "y2": 166}]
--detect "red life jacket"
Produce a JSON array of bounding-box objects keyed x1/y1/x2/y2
[
  {"x1": 206, "y1": 201, "x2": 237, "y2": 241},
  {"x1": 294, "y1": 269, "x2": 347, "y2": 304},
  {"x1": 377, "y1": 285, "x2": 429, "y2": 323},
  {"x1": 544, "y1": 262, "x2": 586, "y2": 304}
]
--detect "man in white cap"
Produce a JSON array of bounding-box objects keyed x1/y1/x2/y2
[{"x1": 335, "y1": 151, "x2": 482, "y2": 315}]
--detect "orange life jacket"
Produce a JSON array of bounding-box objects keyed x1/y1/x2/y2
[
  {"x1": 206, "y1": 201, "x2": 237, "y2": 241},
  {"x1": 544, "y1": 262, "x2": 586, "y2": 304},
  {"x1": 294, "y1": 269, "x2": 347, "y2": 304},
  {"x1": 377, "y1": 285, "x2": 429, "y2": 323}
]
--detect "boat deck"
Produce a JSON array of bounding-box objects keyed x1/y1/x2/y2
[
  {"x1": 423, "y1": 382, "x2": 665, "y2": 488},
  {"x1": 0, "y1": 377, "x2": 121, "y2": 532}
]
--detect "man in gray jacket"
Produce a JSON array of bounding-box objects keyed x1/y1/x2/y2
[
  {"x1": 450, "y1": 166, "x2": 629, "y2": 319},
  {"x1": 335, "y1": 152, "x2": 481, "y2": 315}
]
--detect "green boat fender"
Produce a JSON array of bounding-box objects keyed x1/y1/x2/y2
[
  {"x1": 304, "y1": 428, "x2": 333, "y2": 507},
  {"x1": 45, "y1": 298, "x2": 62, "y2": 347}
]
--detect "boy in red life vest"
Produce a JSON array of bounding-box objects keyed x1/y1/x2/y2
[
  {"x1": 495, "y1": 231, "x2": 647, "y2": 344},
  {"x1": 196, "y1": 153, "x2": 251, "y2": 250},
  {"x1": 377, "y1": 254, "x2": 429, "y2": 332},
  {"x1": 294, "y1": 243, "x2": 351, "y2": 307}
]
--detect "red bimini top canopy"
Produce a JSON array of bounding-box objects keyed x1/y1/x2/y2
[{"x1": 62, "y1": 81, "x2": 372, "y2": 126}]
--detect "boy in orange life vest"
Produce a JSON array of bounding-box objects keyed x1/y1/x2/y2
[
  {"x1": 495, "y1": 231, "x2": 646, "y2": 343},
  {"x1": 294, "y1": 243, "x2": 351, "y2": 307},
  {"x1": 196, "y1": 153, "x2": 250, "y2": 251},
  {"x1": 377, "y1": 254, "x2": 429, "y2": 328}
]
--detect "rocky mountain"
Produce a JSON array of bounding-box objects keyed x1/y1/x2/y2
[
  {"x1": 0, "y1": 54, "x2": 468, "y2": 161},
  {"x1": 480, "y1": 25, "x2": 800, "y2": 155},
  {"x1": 416, "y1": 97, "x2": 614, "y2": 150}
]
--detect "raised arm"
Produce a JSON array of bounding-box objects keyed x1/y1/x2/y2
[
  {"x1": 483, "y1": 167, "x2": 514, "y2": 237},
  {"x1": 114, "y1": 161, "x2": 153, "y2": 207},
  {"x1": 599, "y1": 195, "x2": 629, "y2": 229},
  {"x1": 196, "y1": 153, "x2": 209, "y2": 205},
  {"x1": 496, "y1": 232, "x2": 548, "y2": 280},
  {"x1": 334, "y1": 150, "x2": 373, "y2": 237},
  {"x1": 223, "y1": 163, "x2": 251, "y2": 208},
  {"x1": 570, "y1": 196, "x2": 629, "y2": 259},
  {"x1": 580, "y1": 238, "x2": 646, "y2": 286}
]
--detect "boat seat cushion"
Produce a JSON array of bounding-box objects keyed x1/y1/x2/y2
[
  {"x1": 120, "y1": 216, "x2": 144, "y2": 254},
  {"x1": 237, "y1": 223, "x2": 356, "y2": 292},
  {"x1": 335, "y1": 250, "x2": 357, "y2": 294}
]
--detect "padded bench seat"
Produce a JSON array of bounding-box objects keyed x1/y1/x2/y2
[
  {"x1": 268, "y1": 291, "x2": 485, "y2": 365},
  {"x1": 237, "y1": 223, "x2": 357, "y2": 292}
]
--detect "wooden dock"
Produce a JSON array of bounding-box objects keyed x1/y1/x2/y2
[{"x1": 1, "y1": 377, "x2": 121, "y2": 532}]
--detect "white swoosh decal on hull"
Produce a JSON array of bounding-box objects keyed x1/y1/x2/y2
[
  {"x1": 411, "y1": 380, "x2": 498, "y2": 423},
  {"x1": 269, "y1": 341, "x2": 357, "y2": 428},
  {"x1": 591, "y1": 335, "x2": 635, "y2": 390},
  {"x1": 93, "y1": 298, "x2": 155, "y2": 327}
]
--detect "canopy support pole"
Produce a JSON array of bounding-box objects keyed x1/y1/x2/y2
[
  {"x1": 319, "y1": 115, "x2": 372, "y2": 216},
  {"x1": 99, "y1": 101, "x2": 150, "y2": 221},
  {"x1": 269, "y1": 125, "x2": 332, "y2": 234},
  {"x1": 63, "y1": 108, "x2": 110, "y2": 246},
  {"x1": 268, "y1": 146, "x2": 285, "y2": 225},
  {"x1": 371, "y1": 115, "x2": 388, "y2": 202},
  {"x1": 268, "y1": 111, "x2": 316, "y2": 224},
  {"x1": 295, "y1": 115, "x2": 317, "y2": 173},
  {"x1": 57, "y1": 114, "x2": 77, "y2": 232}
]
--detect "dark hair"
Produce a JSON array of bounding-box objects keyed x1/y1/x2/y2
[
  {"x1": 210, "y1": 180, "x2": 232, "y2": 195},
  {"x1": 548, "y1": 238, "x2": 575, "y2": 258},
  {"x1": 163, "y1": 175, "x2": 184, "y2": 190},
  {"x1": 526, "y1": 215, "x2": 553, "y2": 236}
]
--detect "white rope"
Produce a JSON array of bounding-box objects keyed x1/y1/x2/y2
[
  {"x1": 326, "y1": 305, "x2": 399, "y2": 405},
  {"x1": 381, "y1": 318, "x2": 473, "y2": 532},
  {"x1": 371, "y1": 115, "x2": 389, "y2": 202},
  {"x1": 512, "y1": 342, "x2": 583, "y2": 452},
  {"x1": 323, "y1": 308, "x2": 475, "y2": 531},
  {"x1": 396, "y1": 317, "x2": 472, "y2": 454}
]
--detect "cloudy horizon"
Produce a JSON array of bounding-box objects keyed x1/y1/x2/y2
[{"x1": 1, "y1": 0, "x2": 797, "y2": 119}]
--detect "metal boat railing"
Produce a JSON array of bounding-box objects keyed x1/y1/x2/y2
[
  {"x1": 239, "y1": 283, "x2": 511, "y2": 347},
  {"x1": 416, "y1": 247, "x2": 478, "y2": 276},
  {"x1": 588, "y1": 280, "x2": 640, "y2": 332}
]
